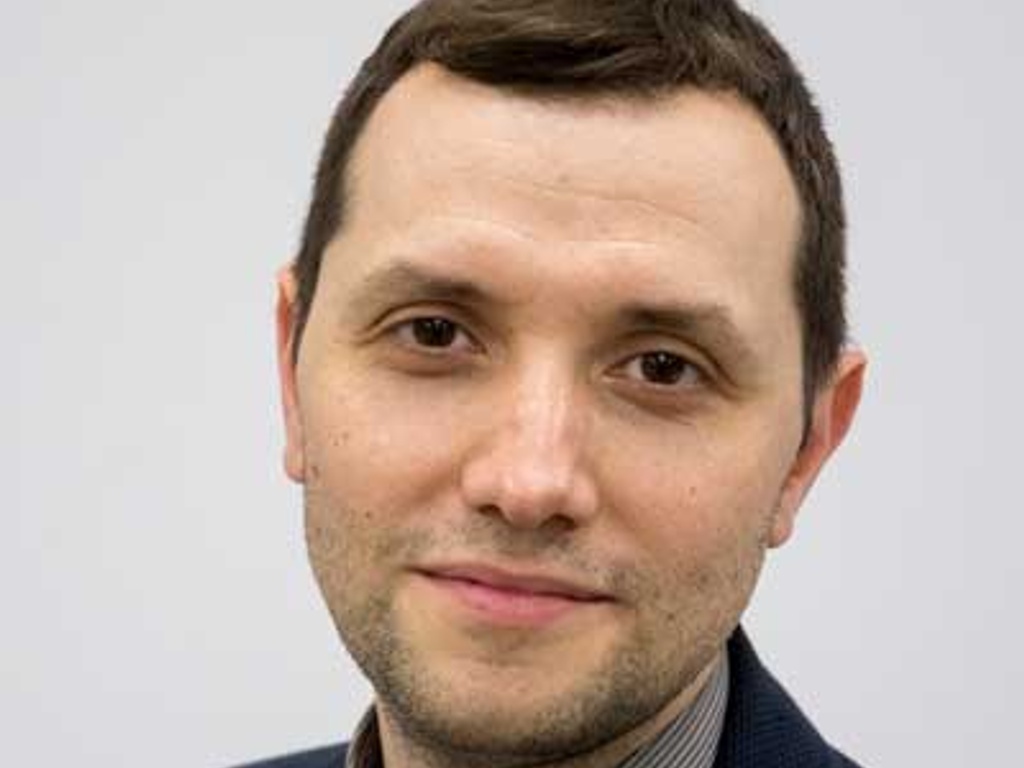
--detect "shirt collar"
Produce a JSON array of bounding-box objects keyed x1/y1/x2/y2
[{"x1": 344, "y1": 652, "x2": 729, "y2": 768}]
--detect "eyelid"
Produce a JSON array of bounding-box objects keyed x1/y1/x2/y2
[
  {"x1": 367, "y1": 301, "x2": 465, "y2": 332},
  {"x1": 611, "y1": 330, "x2": 715, "y2": 373},
  {"x1": 383, "y1": 310, "x2": 483, "y2": 354},
  {"x1": 612, "y1": 349, "x2": 709, "y2": 389}
]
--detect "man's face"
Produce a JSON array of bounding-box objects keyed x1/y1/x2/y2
[{"x1": 278, "y1": 66, "x2": 861, "y2": 764}]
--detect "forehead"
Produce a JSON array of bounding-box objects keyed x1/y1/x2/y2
[
  {"x1": 344, "y1": 64, "x2": 800, "y2": 254},
  {"x1": 324, "y1": 64, "x2": 802, "y2": 353}
]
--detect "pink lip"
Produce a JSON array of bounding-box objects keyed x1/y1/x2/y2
[{"x1": 414, "y1": 564, "x2": 611, "y2": 627}]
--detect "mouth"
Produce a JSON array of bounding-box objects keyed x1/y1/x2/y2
[{"x1": 412, "y1": 563, "x2": 613, "y2": 627}]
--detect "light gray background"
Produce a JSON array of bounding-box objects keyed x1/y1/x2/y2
[{"x1": 4, "y1": 1, "x2": 1021, "y2": 765}]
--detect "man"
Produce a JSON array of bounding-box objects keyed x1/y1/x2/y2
[{"x1": 251, "y1": 1, "x2": 866, "y2": 766}]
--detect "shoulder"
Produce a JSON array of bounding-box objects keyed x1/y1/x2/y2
[
  {"x1": 229, "y1": 743, "x2": 347, "y2": 768},
  {"x1": 828, "y1": 752, "x2": 864, "y2": 768},
  {"x1": 715, "y1": 628, "x2": 865, "y2": 768}
]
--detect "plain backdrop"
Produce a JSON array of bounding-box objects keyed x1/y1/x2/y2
[{"x1": 4, "y1": 1, "x2": 1022, "y2": 765}]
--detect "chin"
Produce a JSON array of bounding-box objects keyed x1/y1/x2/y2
[{"x1": 367, "y1": 630, "x2": 703, "y2": 767}]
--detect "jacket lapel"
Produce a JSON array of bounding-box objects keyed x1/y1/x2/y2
[{"x1": 712, "y1": 627, "x2": 836, "y2": 768}]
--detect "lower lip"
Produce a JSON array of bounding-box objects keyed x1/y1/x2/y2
[{"x1": 418, "y1": 573, "x2": 601, "y2": 627}]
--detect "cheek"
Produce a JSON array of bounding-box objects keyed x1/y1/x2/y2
[
  {"x1": 630, "y1": 456, "x2": 777, "y2": 631},
  {"x1": 595, "y1": 416, "x2": 792, "y2": 567},
  {"x1": 300, "y1": 371, "x2": 482, "y2": 511}
]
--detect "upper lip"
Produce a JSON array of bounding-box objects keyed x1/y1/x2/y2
[{"x1": 415, "y1": 563, "x2": 612, "y2": 602}]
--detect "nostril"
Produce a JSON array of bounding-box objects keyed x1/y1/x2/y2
[
  {"x1": 477, "y1": 503, "x2": 503, "y2": 519},
  {"x1": 474, "y1": 501, "x2": 579, "y2": 539}
]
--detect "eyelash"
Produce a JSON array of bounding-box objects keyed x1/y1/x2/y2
[
  {"x1": 386, "y1": 315, "x2": 708, "y2": 391},
  {"x1": 391, "y1": 316, "x2": 480, "y2": 355},
  {"x1": 615, "y1": 350, "x2": 705, "y2": 390}
]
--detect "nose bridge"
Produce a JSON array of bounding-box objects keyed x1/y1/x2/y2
[
  {"x1": 460, "y1": 348, "x2": 597, "y2": 529},
  {"x1": 512, "y1": 352, "x2": 579, "y2": 459}
]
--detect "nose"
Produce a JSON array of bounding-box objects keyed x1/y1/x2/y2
[{"x1": 459, "y1": 361, "x2": 599, "y2": 531}]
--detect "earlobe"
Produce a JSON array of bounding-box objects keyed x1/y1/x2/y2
[
  {"x1": 769, "y1": 349, "x2": 867, "y2": 548},
  {"x1": 276, "y1": 265, "x2": 306, "y2": 484}
]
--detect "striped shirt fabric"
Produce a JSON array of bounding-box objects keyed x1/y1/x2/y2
[{"x1": 344, "y1": 652, "x2": 729, "y2": 768}]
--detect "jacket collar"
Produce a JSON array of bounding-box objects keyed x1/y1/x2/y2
[{"x1": 712, "y1": 627, "x2": 839, "y2": 768}]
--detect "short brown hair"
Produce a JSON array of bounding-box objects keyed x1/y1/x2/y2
[{"x1": 290, "y1": 0, "x2": 847, "y2": 408}]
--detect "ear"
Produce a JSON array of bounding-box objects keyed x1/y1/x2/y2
[
  {"x1": 276, "y1": 265, "x2": 306, "y2": 484},
  {"x1": 768, "y1": 349, "x2": 867, "y2": 548}
]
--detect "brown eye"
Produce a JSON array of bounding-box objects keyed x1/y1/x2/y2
[
  {"x1": 411, "y1": 317, "x2": 459, "y2": 348},
  {"x1": 623, "y1": 351, "x2": 702, "y2": 388},
  {"x1": 640, "y1": 352, "x2": 690, "y2": 384}
]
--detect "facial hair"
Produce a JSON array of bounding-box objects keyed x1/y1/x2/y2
[{"x1": 305, "y1": 495, "x2": 771, "y2": 768}]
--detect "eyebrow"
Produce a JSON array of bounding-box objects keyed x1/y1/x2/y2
[
  {"x1": 349, "y1": 260, "x2": 507, "y2": 320},
  {"x1": 613, "y1": 302, "x2": 759, "y2": 376}
]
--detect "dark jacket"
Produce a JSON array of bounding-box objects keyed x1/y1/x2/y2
[{"x1": 236, "y1": 628, "x2": 862, "y2": 768}]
